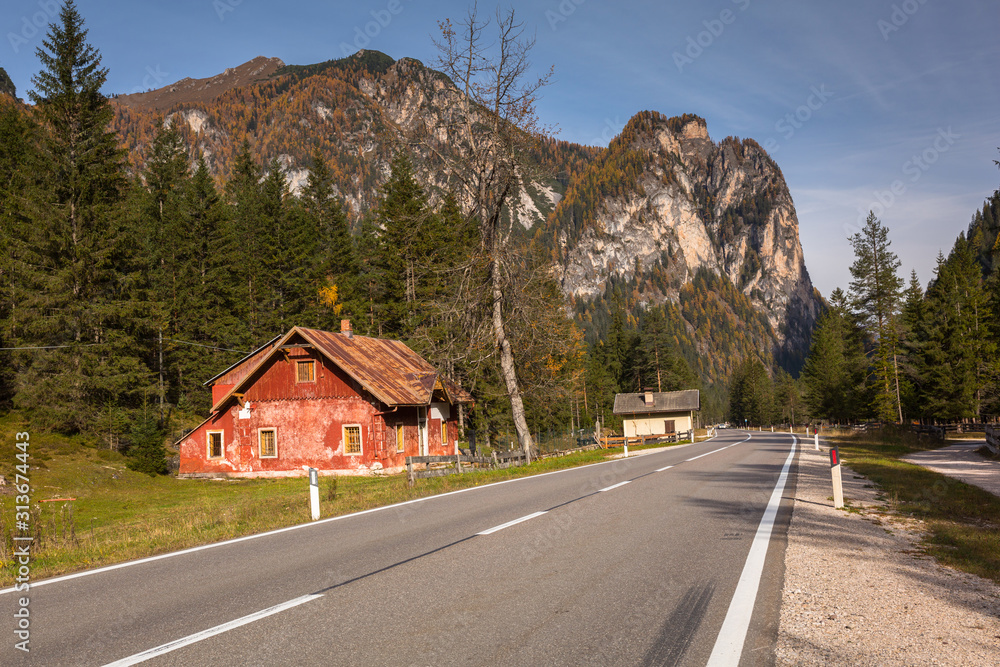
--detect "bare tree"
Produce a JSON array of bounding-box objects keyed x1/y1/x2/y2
[{"x1": 429, "y1": 5, "x2": 553, "y2": 461}]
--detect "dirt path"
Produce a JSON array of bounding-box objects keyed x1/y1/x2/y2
[
  {"x1": 776, "y1": 445, "x2": 1000, "y2": 666},
  {"x1": 901, "y1": 442, "x2": 1000, "y2": 497}
]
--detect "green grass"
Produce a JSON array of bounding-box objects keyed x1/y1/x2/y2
[
  {"x1": 830, "y1": 427, "x2": 1000, "y2": 585},
  {"x1": 0, "y1": 413, "x2": 634, "y2": 586}
]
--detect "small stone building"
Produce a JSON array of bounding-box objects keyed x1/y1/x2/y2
[{"x1": 613, "y1": 389, "x2": 700, "y2": 438}]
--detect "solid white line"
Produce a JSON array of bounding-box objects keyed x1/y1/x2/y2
[
  {"x1": 706, "y1": 437, "x2": 797, "y2": 667},
  {"x1": 102, "y1": 593, "x2": 323, "y2": 666},
  {"x1": 0, "y1": 433, "x2": 741, "y2": 596},
  {"x1": 656, "y1": 465, "x2": 674, "y2": 472},
  {"x1": 477, "y1": 511, "x2": 547, "y2": 536},
  {"x1": 599, "y1": 480, "x2": 631, "y2": 492}
]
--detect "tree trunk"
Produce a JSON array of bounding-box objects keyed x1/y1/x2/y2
[{"x1": 492, "y1": 261, "x2": 533, "y2": 462}]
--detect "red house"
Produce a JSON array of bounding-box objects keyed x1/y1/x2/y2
[{"x1": 178, "y1": 322, "x2": 472, "y2": 478}]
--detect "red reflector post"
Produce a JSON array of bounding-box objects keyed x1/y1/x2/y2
[{"x1": 830, "y1": 447, "x2": 840, "y2": 467}]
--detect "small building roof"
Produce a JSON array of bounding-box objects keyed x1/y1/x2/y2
[
  {"x1": 210, "y1": 326, "x2": 473, "y2": 412},
  {"x1": 613, "y1": 389, "x2": 700, "y2": 415}
]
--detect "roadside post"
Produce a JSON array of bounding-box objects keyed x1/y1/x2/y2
[
  {"x1": 623, "y1": 435, "x2": 629, "y2": 457},
  {"x1": 814, "y1": 428, "x2": 819, "y2": 451},
  {"x1": 306, "y1": 467, "x2": 320, "y2": 520},
  {"x1": 830, "y1": 447, "x2": 844, "y2": 509}
]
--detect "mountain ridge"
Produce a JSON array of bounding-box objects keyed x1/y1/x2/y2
[{"x1": 109, "y1": 50, "x2": 821, "y2": 379}]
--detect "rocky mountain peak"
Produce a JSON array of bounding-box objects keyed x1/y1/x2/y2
[{"x1": 0, "y1": 67, "x2": 15, "y2": 98}]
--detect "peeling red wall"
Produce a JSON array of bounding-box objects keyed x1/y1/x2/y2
[{"x1": 179, "y1": 349, "x2": 460, "y2": 477}]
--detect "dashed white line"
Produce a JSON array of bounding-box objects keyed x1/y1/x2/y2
[
  {"x1": 103, "y1": 593, "x2": 324, "y2": 666},
  {"x1": 656, "y1": 465, "x2": 674, "y2": 472},
  {"x1": 706, "y1": 437, "x2": 797, "y2": 666},
  {"x1": 685, "y1": 446, "x2": 728, "y2": 462},
  {"x1": 599, "y1": 480, "x2": 631, "y2": 492},
  {"x1": 477, "y1": 511, "x2": 548, "y2": 536}
]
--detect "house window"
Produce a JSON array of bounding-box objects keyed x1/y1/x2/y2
[
  {"x1": 441, "y1": 421, "x2": 448, "y2": 446},
  {"x1": 344, "y1": 425, "x2": 362, "y2": 455},
  {"x1": 296, "y1": 360, "x2": 316, "y2": 383},
  {"x1": 259, "y1": 428, "x2": 277, "y2": 458},
  {"x1": 207, "y1": 431, "x2": 223, "y2": 459},
  {"x1": 396, "y1": 424, "x2": 405, "y2": 453}
]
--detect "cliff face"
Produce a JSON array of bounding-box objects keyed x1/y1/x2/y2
[
  {"x1": 111, "y1": 53, "x2": 820, "y2": 374},
  {"x1": 0, "y1": 67, "x2": 15, "y2": 98},
  {"x1": 546, "y1": 112, "x2": 821, "y2": 367}
]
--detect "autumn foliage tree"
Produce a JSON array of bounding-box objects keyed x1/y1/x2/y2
[{"x1": 430, "y1": 5, "x2": 554, "y2": 460}]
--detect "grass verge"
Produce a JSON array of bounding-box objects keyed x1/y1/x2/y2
[
  {"x1": 0, "y1": 413, "x2": 672, "y2": 586},
  {"x1": 829, "y1": 427, "x2": 1000, "y2": 585}
]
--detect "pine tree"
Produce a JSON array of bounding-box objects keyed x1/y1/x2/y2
[
  {"x1": 301, "y1": 147, "x2": 358, "y2": 327},
  {"x1": 0, "y1": 100, "x2": 33, "y2": 405},
  {"x1": 922, "y1": 236, "x2": 995, "y2": 420},
  {"x1": 370, "y1": 152, "x2": 435, "y2": 338},
  {"x1": 14, "y1": 1, "x2": 146, "y2": 435},
  {"x1": 728, "y1": 355, "x2": 773, "y2": 427},
  {"x1": 801, "y1": 289, "x2": 869, "y2": 423},
  {"x1": 126, "y1": 409, "x2": 169, "y2": 475},
  {"x1": 848, "y1": 212, "x2": 904, "y2": 422},
  {"x1": 898, "y1": 270, "x2": 927, "y2": 418}
]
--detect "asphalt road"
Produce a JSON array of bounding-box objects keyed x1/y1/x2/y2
[{"x1": 2, "y1": 430, "x2": 799, "y2": 666}]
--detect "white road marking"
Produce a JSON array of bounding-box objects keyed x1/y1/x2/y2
[
  {"x1": 102, "y1": 593, "x2": 323, "y2": 666},
  {"x1": 599, "y1": 480, "x2": 631, "y2": 492},
  {"x1": 685, "y1": 435, "x2": 752, "y2": 462},
  {"x1": 478, "y1": 511, "x2": 548, "y2": 535},
  {"x1": 706, "y1": 437, "x2": 797, "y2": 667},
  {"x1": 685, "y1": 447, "x2": 728, "y2": 462},
  {"x1": 656, "y1": 465, "x2": 674, "y2": 472},
  {"x1": 0, "y1": 433, "x2": 736, "y2": 596}
]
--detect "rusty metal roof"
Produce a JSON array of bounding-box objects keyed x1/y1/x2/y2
[
  {"x1": 298, "y1": 327, "x2": 440, "y2": 406},
  {"x1": 613, "y1": 389, "x2": 700, "y2": 415},
  {"x1": 211, "y1": 326, "x2": 473, "y2": 412},
  {"x1": 202, "y1": 334, "x2": 281, "y2": 386}
]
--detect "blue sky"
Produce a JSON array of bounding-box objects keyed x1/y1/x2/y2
[{"x1": 2, "y1": 0, "x2": 998, "y2": 297}]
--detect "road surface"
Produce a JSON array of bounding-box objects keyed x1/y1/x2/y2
[{"x1": 2, "y1": 430, "x2": 798, "y2": 666}]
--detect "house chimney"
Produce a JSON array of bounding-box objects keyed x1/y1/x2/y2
[
  {"x1": 341, "y1": 319, "x2": 353, "y2": 339},
  {"x1": 644, "y1": 391, "x2": 654, "y2": 406}
]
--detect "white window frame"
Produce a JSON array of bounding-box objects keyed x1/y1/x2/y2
[
  {"x1": 258, "y1": 428, "x2": 278, "y2": 458},
  {"x1": 343, "y1": 424, "x2": 363, "y2": 456},
  {"x1": 207, "y1": 430, "x2": 224, "y2": 459}
]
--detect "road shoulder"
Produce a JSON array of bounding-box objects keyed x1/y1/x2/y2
[{"x1": 776, "y1": 446, "x2": 1000, "y2": 666}]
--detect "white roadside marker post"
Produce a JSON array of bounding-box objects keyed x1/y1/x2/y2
[
  {"x1": 307, "y1": 467, "x2": 320, "y2": 520},
  {"x1": 830, "y1": 447, "x2": 844, "y2": 509},
  {"x1": 623, "y1": 436, "x2": 628, "y2": 458},
  {"x1": 814, "y1": 429, "x2": 819, "y2": 451}
]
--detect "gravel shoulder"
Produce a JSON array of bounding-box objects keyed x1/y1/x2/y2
[{"x1": 776, "y1": 445, "x2": 1000, "y2": 666}]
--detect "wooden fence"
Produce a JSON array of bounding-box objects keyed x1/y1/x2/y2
[
  {"x1": 598, "y1": 430, "x2": 693, "y2": 449},
  {"x1": 406, "y1": 450, "x2": 528, "y2": 486},
  {"x1": 986, "y1": 426, "x2": 999, "y2": 455}
]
